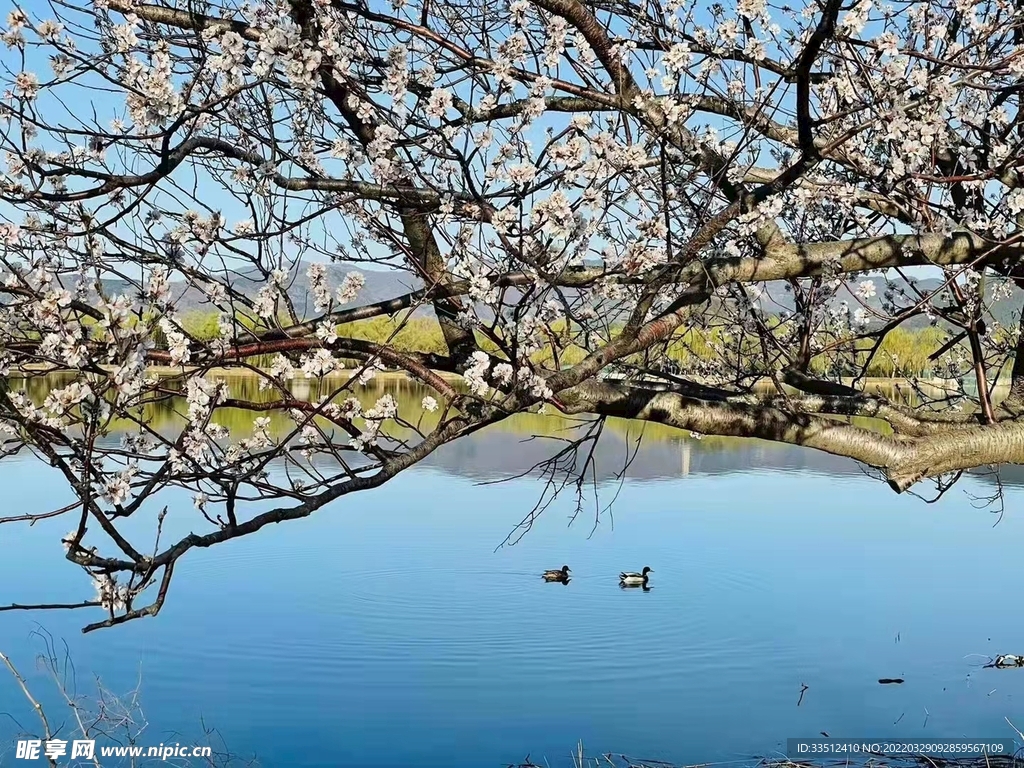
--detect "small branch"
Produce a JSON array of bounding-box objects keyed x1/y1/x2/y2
[{"x1": 0, "y1": 601, "x2": 101, "y2": 612}]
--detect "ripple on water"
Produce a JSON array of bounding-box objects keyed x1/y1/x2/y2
[{"x1": 150, "y1": 553, "x2": 796, "y2": 697}]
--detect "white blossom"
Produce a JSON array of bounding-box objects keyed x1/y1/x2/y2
[
  {"x1": 492, "y1": 362, "x2": 514, "y2": 385},
  {"x1": 463, "y1": 351, "x2": 491, "y2": 396},
  {"x1": 426, "y1": 88, "x2": 454, "y2": 119},
  {"x1": 308, "y1": 262, "x2": 331, "y2": 312},
  {"x1": 532, "y1": 191, "x2": 576, "y2": 239},
  {"x1": 301, "y1": 348, "x2": 338, "y2": 378},
  {"x1": 253, "y1": 285, "x2": 278, "y2": 319},
  {"x1": 145, "y1": 266, "x2": 171, "y2": 304},
  {"x1": 158, "y1": 317, "x2": 191, "y2": 367},
  {"x1": 663, "y1": 42, "x2": 692, "y2": 73},
  {"x1": 336, "y1": 272, "x2": 365, "y2": 304},
  {"x1": 13, "y1": 71, "x2": 38, "y2": 99},
  {"x1": 92, "y1": 573, "x2": 128, "y2": 612},
  {"x1": 102, "y1": 465, "x2": 138, "y2": 506}
]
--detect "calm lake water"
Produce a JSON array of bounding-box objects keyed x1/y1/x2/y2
[{"x1": 1, "y1": 375, "x2": 1023, "y2": 767}]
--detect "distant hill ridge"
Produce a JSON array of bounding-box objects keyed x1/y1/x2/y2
[{"x1": 94, "y1": 263, "x2": 1024, "y2": 330}]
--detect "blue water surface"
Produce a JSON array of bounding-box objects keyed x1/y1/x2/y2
[{"x1": 1, "y1": 429, "x2": 1022, "y2": 767}]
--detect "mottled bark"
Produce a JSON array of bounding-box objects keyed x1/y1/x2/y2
[
  {"x1": 557, "y1": 380, "x2": 1024, "y2": 493},
  {"x1": 1004, "y1": 307, "x2": 1024, "y2": 412}
]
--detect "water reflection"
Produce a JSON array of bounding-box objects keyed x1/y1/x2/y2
[
  {"x1": 1, "y1": 375, "x2": 1023, "y2": 768},
  {"x1": 6, "y1": 372, "x2": 1021, "y2": 489}
]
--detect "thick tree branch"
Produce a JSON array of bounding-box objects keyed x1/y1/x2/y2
[{"x1": 557, "y1": 380, "x2": 1024, "y2": 493}]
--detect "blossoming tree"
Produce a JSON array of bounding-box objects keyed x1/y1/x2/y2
[{"x1": 1, "y1": 0, "x2": 1024, "y2": 629}]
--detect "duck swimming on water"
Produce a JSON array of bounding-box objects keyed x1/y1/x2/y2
[
  {"x1": 543, "y1": 565, "x2": 571, "y2": 581},
  {"x1": 619, "y1": 566, "x2": 652, "y2": 586}
]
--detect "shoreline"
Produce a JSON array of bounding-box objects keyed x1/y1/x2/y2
[
  {"x1": 9, "y1": 364, "x2": 466, "y2": 383},
  {"x1": 7, "y1": 365, "x2": 989, "y2": 391}
]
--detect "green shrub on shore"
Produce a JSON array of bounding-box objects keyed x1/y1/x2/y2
[{"x1": 151, "y1": 310, "x2": 967, "y2": 380}]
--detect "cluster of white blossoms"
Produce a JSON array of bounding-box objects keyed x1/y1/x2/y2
[
  {"x1": 830, "y1": 301, "x2": 872, "y2": 331},
  {"x1": 856, "y1": 280, "x2": 877, "y2": 301},
  {"x1": 466, "y1": 274, "x2": 498, "y2": 305},
  {"x1": 165, "y1": 376, "x2": 228, "y2": 473},
  {"x1": 351, "y1": 394, "x2": 398, "y2": 450},
  {"x1": 308, "y1": 263, "x2": 331, "y2": 312},
  {"x1": 182, "y1": 211, "x2": 225, "y2": 246},
  {"x1": 621, "y1": 242, "x2": 668, "y2": 276},
  {"x1": 336, "y1": 272, "x2": 365, "y2": 304},
  {"x1": 357, "y1": 359, "x2": 384, "y2": 384},
  {"x1": 102, "y1": 465, "x2": 139, "y2": 507},
  {"x1": 301, "y1": 348, "x2": 341, "y2": 378},
  {"x1": 91, "y1": 572, "x2": 129, "y2": 612},
  {"x1": 251, "y1": 18, "x2": 323, "y2": 90},
  {"x1": 383, "y1": 45, "x2": 409, "y2": 104},
  {"x1": 202, "y1": 281, "x2": 228, "y2": 308},
  {"x1": 185, "y1": 377, "x2": 225, "y2": 423},
  {"x1": 2, "y1": 8, "x2": 26, "y2": 47},
  {"x1": 110, "y1": 14, "x2": 139, "y2": 52},
  {"x1": 253, "y1": 284, "x2": 279, "y2": 319},
  {"x1": 41, "y1": 382, "x2": 93, "y2": 426},
  {"x1": 543, "y1": 17, "x2": 568, "y2": 69},
  {"x1": 208, "y1": 29, "x2": 248, "y2": 92},
  {"x1": 124, "y1": 42, "x2": 183, "y2": 128},
  {"x1": 260, "y1": 354, "x2": 296, "y2": 391},
  {"x1": 251, "y1": 417, "x2": 274, "y2": 449},
  {"x1": 121, "y1": 431, "x2": 157, "y2": 455},
  {"x1": 426, "y1": 88, "x2": 454, "y2": 119},
  {"x1": 145, "y1": 266, "x2": 171, "y2": 305},
  {"x1": 463, "y1": 351, "x2": 491, "y2": 396},
  {"x1": 13, "y1": 70, "x2": 37, "y2": 99},
  {"x1": 37, "y1": 329, "x2": 89, "y2": 370},
  {"x1": 337, "y1": 396, "x2": 362, "y2": 422},
  {"x1": 531, "y1": 191, "x2": 576, "y2": 240},
  {"x1": 492, "y1": 363, "x2": 514, "y2": 386},
  {"x1": 315, "y1": 320, "x2": 338, "y2": 344},
  {"x1": 455, "y1": 345, "x2": 555, "y2": 404},
  {"x1": 662, "y1": 41, "x2": 692, "y2": 75},
  {"x1": 158, "y1": 318, "x2": 192, "y2": 367}
]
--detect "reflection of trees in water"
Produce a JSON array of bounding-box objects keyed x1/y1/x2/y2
[
  {"x1": 9, "y1": 374, "x2": 1021, "y2": 488},
  {"x1": 10, "y1": 372, "x2": 445, "y2": 438}
]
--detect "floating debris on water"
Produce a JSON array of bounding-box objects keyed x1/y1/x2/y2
[
  {"x1": 984, "y1": 654, "x2": 1024, "y2": 668},
  {"x1": 797, "y1": 683, "x2": 809, "y2": 707}
]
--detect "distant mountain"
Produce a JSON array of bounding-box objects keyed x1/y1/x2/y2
[
  {"x1": 94, "y1": 262, "x2": 1024, "y2": 331},
  {"x1": 759, "y1": 275, "x2": 1024, "y2": 330},
  {"x1": 97, "y1": 264, "x2": 427, "y2": 317}
]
